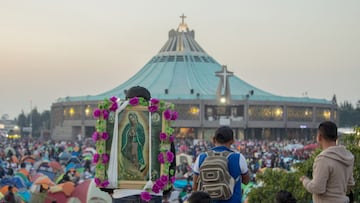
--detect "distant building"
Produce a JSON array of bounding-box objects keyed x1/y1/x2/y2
[
  {"x1": 0, "y1": 118, "x2": 18, "y2": 137},
  {"x1": 51, "y1": 16, "x2": 337, "y2": 141}
]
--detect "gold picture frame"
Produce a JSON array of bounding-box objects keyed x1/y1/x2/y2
[{"x1": 113, "y1": 105, "x2": 163, "y2": 189}]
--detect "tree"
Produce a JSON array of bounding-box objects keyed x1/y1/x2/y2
[
  {"x1": 341, "y1": 127, "x2": 360, "y2": 201},
  {"x1": 29, "y1": 108, "x2": 41, "y2": 137},
  {"x1": 17, "y1": 111, "x2": 28, "y2": 136},
  {"x1": 40, "y1": 110, "x2": 51, "y2": 129},
  {"x1": 339, "y1": 101, "x2": 360, "y2": 127}
]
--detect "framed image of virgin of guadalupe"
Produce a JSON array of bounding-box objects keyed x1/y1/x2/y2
[
  {"x1": 94, "y1": 96, "x2": 176, "y2": 195},
  {"x1": 104, "y1": 104, "x2": 164, "y2": 189}
]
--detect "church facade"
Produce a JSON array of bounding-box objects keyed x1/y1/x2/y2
[{"x1": 51, "y1": 16, "x2": 337, "y2": 141}]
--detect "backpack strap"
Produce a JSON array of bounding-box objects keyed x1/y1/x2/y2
[{"x1": 207, "y1": 150, "x2": 232, "y2": 158}]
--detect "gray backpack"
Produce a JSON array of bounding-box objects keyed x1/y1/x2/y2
[{"x1": 198, "y1": 151, "x2": 239, "y2": 200}]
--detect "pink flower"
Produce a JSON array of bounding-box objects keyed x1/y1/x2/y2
[
  {"x1": 152, "y1": 184, "x2": 161, "y2": 193},
  {"x1": 159, "y1": 132, "x2": 167, "y2": 141},
  {"x1": 92, "y1": 132, "x2": 100, "y2": 142},
  {"x1": 94, "y1": 178, "x2": 101, "y2": 186},
  {"x1": 155, "y1": 179, "x2": 165, "y2": 189},
  {"x1": 140, "y1": 191, "x2": 152, "y2": 202},
  {"x1": 102, "y1": 109, "x2": 109, "y2": 119},
  {"x1": 171, "y1": 111, "x2": 178, "y2": 120},
  {"x1": 102, "y1": 153, "x2": 109, "y2": 164},
  {"x1": 169, "y1": 135, "x2": 175, "y2": 143},
  {"x1": 110, "y1": 96, "x2": 118, "y2": 103},
  {"x1": 166, "y1": 151, "x2": 174, "y2": 163},
  {"x1": 150, "y1": 98, "x2": 160, "y2": 105},
  {"x1": 109, "y1": 102, "x2": 118, "y2": 112},
  {"x1": 160, "y1": 175, "x2": 169, "y2": 183},
  {"x1": 164, "y1": 109, "x2": 172, "y2": 120},
  {"x1": 148, "y1": 105, "x2": 159, "y2": 113},
  {"x1": 100, "y1": 179, "x2": 109, "y2": 187},
  {"x1": 158, "y1": 153, "x2": 165, "y2": 164},
  {"x1": 93, "y1": 109, "x2": 101, "y2": 118},
  {"x1": 129, "y1": 97, "x2": 139, "y2": 106},
  {"x1": 93, "y1": 153, "x2": 99, "y2": 163},
  {"x1": 101, "y1": 132, "x2": 109, "y2": 140}
]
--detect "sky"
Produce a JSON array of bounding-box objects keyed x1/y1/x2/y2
[{"x1": 0, "y1": 0, "x2": 359, "y2": 119}]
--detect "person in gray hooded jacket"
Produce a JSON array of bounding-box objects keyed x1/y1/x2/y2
[{"x1": 300, "y1": 121, "x2": 355, "y2": 203}]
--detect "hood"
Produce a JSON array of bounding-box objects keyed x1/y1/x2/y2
[{"x1": 319, "y1": 145, "x2": 354, "y2": 166}]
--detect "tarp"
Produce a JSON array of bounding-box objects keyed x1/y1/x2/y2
[
  {"x1": 71, "y1": 179, "x2": 111, "y2": 203},
  {"x1": 0, "y1": 177, "x2": 26, "y2": 189}
]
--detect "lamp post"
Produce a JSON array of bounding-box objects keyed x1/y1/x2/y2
[
  {"x1": 244, "y1": 90, "x2": 254, "y2": 139},
  {"x1": 30, "y1": 100, "x2": 32, "y2": 139}
]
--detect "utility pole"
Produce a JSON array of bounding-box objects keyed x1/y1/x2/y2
[{"x1": 30, "y1": 100, "x2": 32, "y2": 139}]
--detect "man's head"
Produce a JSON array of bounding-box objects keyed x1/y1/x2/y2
[
  {"x1": 317, "y1": 121, "x2": 338, "y2": 144},
  {"x1": 125, "y1": 86, "x2": 151, "y2": 101},
  {"x1": 213, "y1": 126, "x2": 234, "y2": 145}
]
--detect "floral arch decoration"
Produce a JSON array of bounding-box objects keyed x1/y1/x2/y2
[{"x1": 92, "y1": 96, "x2": 177, "y2": 202}]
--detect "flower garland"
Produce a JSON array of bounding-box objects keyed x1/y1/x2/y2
[{"x1": 92, "y1": 96, "x2": 177, "y2": 202}]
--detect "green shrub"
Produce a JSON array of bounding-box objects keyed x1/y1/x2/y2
[{"x1": 247, "y1": 127, "x2": 360, "y2": 202}]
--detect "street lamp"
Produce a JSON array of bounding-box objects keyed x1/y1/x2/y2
[{"x1": 244, "y1": 90, "x2": 254, "y2": 139}]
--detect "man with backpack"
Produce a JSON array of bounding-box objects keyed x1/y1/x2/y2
[{"x1": 192, "y1": 126, "x2": 250, "y2": 203}]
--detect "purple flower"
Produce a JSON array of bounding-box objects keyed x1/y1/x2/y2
[
  {"x1": 100, "y1": 179, "x2": 109, "y2": 187},
  {"x1": 102, "y1": 153, "x2": 109, "y2": 164},
  {"x1": 164, "y1": 109, "x2": 172, "y2": 120},
  {"x1": 93, "y1": 153, "x2": 99, "y2": 163},
  {"x1": 140, "y1": 191, "x2": 152, "y2": 202},
  {"x1": 159, "y1": 132, "x2": 167, "y2": 141},
  {"x1": 92, "y1": 132, "x2": 100, "y2": 142},
  {"x1": 110, "y1": 96, "x2": 118, "y2": 103},
  {"x1": 155, "y1": 179, "x2": 165, "y2": 189},
  {"x1": 101, "y1": 132, "x2": 109, "y2": 140},
  {"x1": 171, "y1": 111, "x2": 178, "y2": 120},
  {"x1": 93, "y1": 109, "x2": 101, "y2": 118},
  {"x1": 94, "y1": 177, "x2": 101, "y2": 186},
  {"x1": 158, "y1": 153, "x2": 165, "y2": 164},
  {"x1": 169, "y1": 135, "x2": 175, "y2": 143},
  {"x1": 166, "y1": 151, "x2": 174, "y2": 163},
  {"x1": 148, "y1": 105, "x2": 159, "y2": 113},
  {"x1": 170, "y1": 176, "x2": 176, "y2": 183},
  {"x1": 152, "y1": 184, "x2": 161, "y2": 193},
  {"x1": 102, "y1": 109, "x2": 109, "y2": 119},
  {"x1": 160, "y1": 175, "x2": 169, "y2": 183},
  {"x1": 109, "y1": 102, "x2": 118, "y2": 112},
  {"x1": 150, "y1": 98, "x2": 160, "y2": 105},
  {"x1": 129, "y1": 97, "x2": 139, "y2": 106}
]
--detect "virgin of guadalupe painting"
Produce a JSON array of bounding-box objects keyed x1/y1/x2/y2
[
  {"x1": 105, "y1": 103, "x2": 163, "y2": 189},
  {"x1": 117, "y1": 106, "x2": 150, "y2": 182}
]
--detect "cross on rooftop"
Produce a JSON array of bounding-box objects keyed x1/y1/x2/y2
[
  {"x1": 216, "y1": 65, "x2": 233, "y2": 92},
  {"x1": 180, "y1": 14, "x2": 187, "y2": 24}
]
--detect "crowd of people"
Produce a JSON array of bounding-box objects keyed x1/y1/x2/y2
[
  {"x1": 0, "y1": 136, "x2": 100, "y2": 202},
  {"x1": 0, "y1": 121, "x2": 353, "y2": 203},
  {"x1": 175, "y1": 137, "x2": 317, "y2": 178}
]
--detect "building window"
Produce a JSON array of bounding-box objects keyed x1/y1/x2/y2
[
  {"x1": 175, "y1": 104, "x2": 200, "y2": 120},
  {"x1": 316, "y1": 108, "x2": 331, "y2": 122},
  {"x1": 249, "y1": 105, "x2": 283, "y2": 121},
  {"x1": 64, "y1": 106, "x2": 82, "y2": 120},
  {"x1": 287, "y1": 106, "x2": 313, "y2": 122}
]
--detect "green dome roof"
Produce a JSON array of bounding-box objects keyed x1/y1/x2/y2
[{"x1": 58, "y1": 19, "x2": 331, "y2": 105}]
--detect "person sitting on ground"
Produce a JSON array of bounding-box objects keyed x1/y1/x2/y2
[
  {"x1": 186, "y1": 191, "x2": 212, "y2": 203},
  {"x1": 275, "y1": 190, "x2": 296, "y2": 203},
  {"x1": 4, "y1": 185, "x2": 16, "y2": 203}
]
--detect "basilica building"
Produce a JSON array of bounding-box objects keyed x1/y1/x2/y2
[{"x1": 51, "y1": 16, "x2": 337, "y2": 141}]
